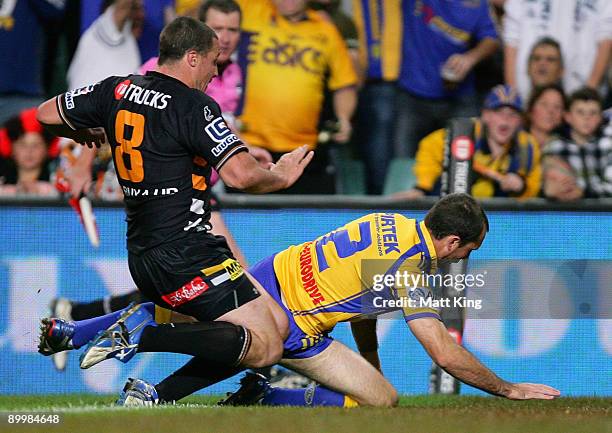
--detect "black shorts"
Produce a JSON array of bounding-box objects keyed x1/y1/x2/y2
[{"x1": 128, "y1": 232, "x2": 260, "y2": 321}]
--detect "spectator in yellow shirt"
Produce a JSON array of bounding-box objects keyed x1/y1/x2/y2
[
  {"x1": 396, "y1": 85, "x2": 541, "y2": 200},
  {"x1": 233, "y1": 0, "x2": 358, "y2": 193}
]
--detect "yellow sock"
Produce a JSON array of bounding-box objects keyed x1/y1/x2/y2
[
  {"x1": 343, "y1": 396, "x2": 359, "y2": 408},
  {"x1": 154, "y1": 305, "x2": 173, "y2": 324}
]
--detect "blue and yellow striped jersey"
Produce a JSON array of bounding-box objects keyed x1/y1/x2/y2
[{"x1": 273, "y1": 213, "x2": 441, "y2": 337}]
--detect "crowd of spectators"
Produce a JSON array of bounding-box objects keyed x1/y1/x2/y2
[{"x1": 0, "y1": 0, "x2": 611, "y2": 201}]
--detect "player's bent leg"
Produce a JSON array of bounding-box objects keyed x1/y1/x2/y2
[
  {"x1": 281, "y1": 340, "x2": 398, "y2": 407},
  {"x1": 216, "y1": 271, "x2": 288, "y2": 368}
]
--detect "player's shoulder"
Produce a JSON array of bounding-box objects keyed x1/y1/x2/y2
[
  {"x1": 155, "y1": 84, "x2": 222, "y2": 120},
  {"x1": 180, "y1": 88, "x2": 221, "y2": 111},
  {"x1": 359, "y1": 212, "x2": 415, "y2": 227},
  {"x1": 67, "y1": 75, "x2": 125, "y2": 95},
  {"x1": 182, "y1": 91, "x2": 224, "y2": 128}
]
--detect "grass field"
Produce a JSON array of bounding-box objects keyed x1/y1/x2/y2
[{"x1": 0, "y1": 395, "x2": 610, "y2": 433}]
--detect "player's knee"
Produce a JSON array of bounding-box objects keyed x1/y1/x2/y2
[
  {"x1": 360, "y1": 386, "x2": 398, "y2": 407},
  {"x1": 266, "y1": 299, "x2": 289, "y2": 340},
  {"x1": 385, "y1": 389, "x2": 399, "y2": 407},
  {"x1": 259, "y1": 334, "x2": 284, "y2": 367},
  {"x1": 264, "y1": 341, "x2": 284, "y2": 366},
  {"x1": 243, "y1": 332, "x2": 283, "y2": 368}
]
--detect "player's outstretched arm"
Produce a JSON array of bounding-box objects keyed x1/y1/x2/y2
[
  {"x1": 219, "y1": 146, "x2": 314, "y2": 193},
  {"x1": 408, "y1": 317, "x2": 561, "y2": 400},
  {"x1": 37, "y1": 98, "x2": 106, "y2": 148}
]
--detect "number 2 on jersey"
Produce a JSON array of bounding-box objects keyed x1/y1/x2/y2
[
  {"x1": 315, "y1": 221, "x2": 372, "y2": 272},
  {"x1": 115, "y1": 110, "x2": 145, "y2": 183}
]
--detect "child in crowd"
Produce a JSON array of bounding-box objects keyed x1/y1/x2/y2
[{"x1": 543, "y1": 87, "x2": 611, "y2": 200}]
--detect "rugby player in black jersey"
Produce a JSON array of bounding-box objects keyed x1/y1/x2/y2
[{"x1": 36, "y1": 17, "x2": 313, "y2": 392}]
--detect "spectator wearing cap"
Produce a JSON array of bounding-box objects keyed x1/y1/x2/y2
[
  {"x1": 0, "y1": 108, "x2": 60, "y2": 197},
  {"x1": 395, "y1": 84, "x2": 541, "y2": 199}
]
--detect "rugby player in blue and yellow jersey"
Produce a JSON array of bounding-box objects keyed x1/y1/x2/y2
[
  {"x1": 42, "y1": 194, "x2": 560, "y2": 406},
  {"x1": 219, "y1": 193, "x2": 558, "y2": 407}
]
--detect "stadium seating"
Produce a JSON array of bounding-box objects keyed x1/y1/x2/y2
[{"x1": 383, "y1": 158, "x2": 416, "y2": 195}]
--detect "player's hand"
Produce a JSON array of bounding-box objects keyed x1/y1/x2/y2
[
  {"x1": 332, "y1": 118, "x2": 352, "y2": 143},
  {"x1": 392, "y1": 189, "x2": 425, "y2": 200},
  {"x1": 247, "y1": 145, "x2": 273, "y2": 167},
  {"x1": 73, "y1": 128, "x2": 106, "y2": 148},
  {"x1": 269, "y1": 145, "x2": 314, "y2": 188},
  {"x1": 500, "y1": 173, "x2": 524, "y2": 193},
  {"x1": 67, "y1": 158, "x2": 93, "y2": 198},
  {"x1": 505, "y1": 383, "x2": 561, "y2": 400}
]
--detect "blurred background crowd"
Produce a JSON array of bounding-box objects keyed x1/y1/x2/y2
[{"x1": 0, "y1": 0, "x2": 611, "y2": 201}]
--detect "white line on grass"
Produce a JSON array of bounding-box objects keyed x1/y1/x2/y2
[{"x1": 0, "y1": 404, "x2": 220, "y2": 414}]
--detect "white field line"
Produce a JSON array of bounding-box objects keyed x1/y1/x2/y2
[{"x1": 0, "y1": 403, "x2": 219, "y2": 414}]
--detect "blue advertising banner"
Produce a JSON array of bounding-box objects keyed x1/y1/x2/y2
[{"x1": 0, "y1": 206, "x2": 610, "y2": 396}]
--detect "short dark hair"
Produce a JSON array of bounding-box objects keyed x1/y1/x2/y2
[
  {"x1": 567, "y1": 86, "x2": 603, "y2": 110},
  {"x1": 424, "y1": 193, "x2": 489, "y2": 246},
  {"x1": 158, "y1": 17, "x2": 218, "y2": 66},
  {"x1": 529, "y1": 36, "x2": 563, "y2": 67},
  {"x1": 198, "y1": 0, "x2": 241, "y2": 22}
]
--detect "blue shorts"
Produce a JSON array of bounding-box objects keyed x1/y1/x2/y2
[{"x1": 249, "y1": 255, "x2": 333, "y2": 359}]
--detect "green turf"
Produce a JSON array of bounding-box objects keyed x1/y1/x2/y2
[{"x1": 0, "y1": 395, "x2": 610, "y2": 433}]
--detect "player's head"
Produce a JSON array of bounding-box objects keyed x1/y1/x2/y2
[
  {"x1": 198, "y1": 0, "x2": 241, "y2": 64},
  {"x1": 158, "y1": 17, "x2": 220, "y2": 92},
  {"x1": 528, "y1": 37, "x2": 563, "y2": 89},
  {"x1": 424, "y1": 193, "x2": 488, "y2": 260},
  {"x1": 564, "y1": 87, "x2": 603, "y2": 140},
  {"x1": 481, "y1": 85, "x2": 523, "y2": 146}
]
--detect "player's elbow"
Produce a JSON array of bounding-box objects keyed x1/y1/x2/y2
[
  {"x1": 220, "y1": 159, "x2": 262, "y2": 191},
  {"x1": 224, "y1": 172, "x2": 254, "y2": 190},
  {"x1": 36, "y1": 98, "x2": 59, "y2": 126},
  {"x1": 433, "y1": 350, "x2": 451, "y2": 370},
  {"x1": 429, "y1": 342, "x2": 454, "y2": 370}
]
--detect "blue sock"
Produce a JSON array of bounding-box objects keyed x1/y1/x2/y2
[
  {"x1": 71, "y1": 302, "x2": 154, "y2": 348},
  {"x1": 262, "y1": 384, "x2": 346, "y2": 407}
]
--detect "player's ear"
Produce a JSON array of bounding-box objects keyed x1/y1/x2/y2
[
  {"x1": 186, "y1": 50, "x2": 198, "y2": 67},
  {"x1": 446, "y1": 235, "x2": 461, "y2": 253}
]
